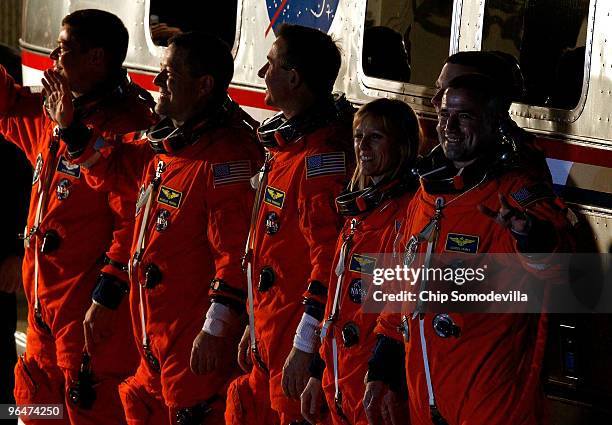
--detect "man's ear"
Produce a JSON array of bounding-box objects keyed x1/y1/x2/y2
[
  {"x1": 288, "y1": 68, "x2": 301, "y2": 89},
  {"x1": 88, "y1": 47, "x2": 105, "y2": 67},
  {"x1": 198, "y1": 75, "x2": 215, "y2": 97}
]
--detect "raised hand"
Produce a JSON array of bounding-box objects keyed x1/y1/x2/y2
[
  {"x1": 41, "y1": 68, "x2": 74, "y2": 128},
  {"x1": 478, "y1": 192, "x2": 530, "y2": 234}
]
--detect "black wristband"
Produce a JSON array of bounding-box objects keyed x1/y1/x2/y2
[
  {"x1": 302, "y1": 297, "x2": 325, "y2": 321},
  {"x1": 367, "y1": 335, "x2": 405, "y2": 385},
  {"x1": 210, "y1": 278, "x2": 247, "y2": 301},
  {"x1": 309, "y1": 352, "x2": 326, "y2": 380},
  {"x1": 306, "y1": 280, "x2": 328, "y2": 297},
  {"x1": 91, "y1": 273, "x2": 129, "y2": 310},
  {"x1": 57, "y1": 120, "x2": 91, "y2": 158},
  {"x1": 103, "y1": 255, "x2": 129, "y2": 273},
  {"x1": 210, "y1": 295, "x2": 245, "y2": 313}
]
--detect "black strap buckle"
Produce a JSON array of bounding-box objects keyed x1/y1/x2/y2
[
  {"x1": 34, "y1": 305, "x2": 52, "y2": 334},
  {"x1": 175, "y1": 395, "x2": 219, "y2": 425},
  {"x1": 68, "y1": 353, "x2": 96, "y2": 410},
  {"x1": 334, "y1": 391, "x2": 351, "y2": 423},
  {"x1": 143, "y1": 344, "x2": 161, "y2": 373},
  {"x1": 251, "y1": 345, "x2": 269, "y2": 373},
  {"x1": 430, "y1": 405, "x2": 449, "y2": 425},
  {"x1": 103, "y1": 255, "x2": 128, "y2": 273}
]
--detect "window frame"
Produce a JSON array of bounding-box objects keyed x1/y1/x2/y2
[
  {"x1": 144, "y1": 0, "x2": 243, "y2": 58},
  {"x1": 356, "y1": 0, "x2": 464, "y2": 105},
  {"x1": 476, "y1": 0, "x2": 596, "y2": 124}
]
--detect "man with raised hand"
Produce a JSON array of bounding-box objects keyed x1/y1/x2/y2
[
  {"x1": 0, "y1": 9, "x2": 156, "y2": 424},
  {"x1": 47, "y1": 31, "x2": 263, "y2": 424}
]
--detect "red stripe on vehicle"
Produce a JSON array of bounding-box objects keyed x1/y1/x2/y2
[
  {"x1": 536, "y1": 137, "x2": 612, "y2": 168},
  {"x1": 22, "y1": 49, "x2": 275, "y2": 110},
  {"x1": 418, "y1": 117, "x2": 612, "y2": 167},
  {"x1": 128, "y1": 72, "x2": 157, "y2": 91},
  {"x1": 228, "y1": 87, "x2": 275, "y2": 111},
  {"x1": 20, "y1": 49, "x2": 612, "y2": 166},
  {"x1": 21, "y1": 49, "x2": 52, "y2": 69}
]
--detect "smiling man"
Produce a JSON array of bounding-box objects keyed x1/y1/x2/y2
[
  {"x1": 0, "y1": 9, "x2": 156, "y2": 424},
  {"x1": 366, "y1": 74, "x2": 575, "y2": 425},
  {"x1": 46, "y1": 31, "x2": 263, "y2": 424}
]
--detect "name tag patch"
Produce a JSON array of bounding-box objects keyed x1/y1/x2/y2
[
  {"x1": 263, "y1": 186, "x2": 286, "y2": 209},
  {"x1": 349, "y1": 254, "x2": 377, "y2": 275},
  {"x1": 56, "y1": 155, "x2": 81, "y2": 178},
  {"x1": 157, "y1": 186, "x2": 182, "y2": 208},
  {"x1": 445, "y1": 233, "x2": 480, "y2": 254}
]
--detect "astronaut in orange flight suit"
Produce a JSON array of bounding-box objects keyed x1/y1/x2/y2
[
  {"x1": 54, "y1": 33, "x2": 264, "y2": 424},
  {"x1": 366, "y1": 75, "x2": 575, "y2": 425},
  {"x1": 225, "y1": 24, "x2": 353, "y2": 425},
  {"x1": 298, "y1": 99, "x2": 421, "y2": 425},
  {"x1": 0, "y1": 10, "x2": 155, "y2": 425}
]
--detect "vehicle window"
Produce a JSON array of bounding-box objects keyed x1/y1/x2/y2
[
  {"x1": 482, "y1": 0, "x2": 590, "y2": 109},
  {"x1": 149, "y1": 0, "x2": 237, "y2": 47},
  {"x1": 362, "y1": 0, "x2": 453, "y2": 87}
]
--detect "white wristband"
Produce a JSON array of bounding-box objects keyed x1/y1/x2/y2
[
  {"x1": 293, "y1": 313, "x2": 320, "y2": 353},
  {"x1": 202, "y1": 302, "x2": 234, "y2": 337}
]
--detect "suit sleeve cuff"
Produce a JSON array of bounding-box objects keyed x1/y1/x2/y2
[
  {"x1": 293, "y1": 312, "x2": 320, "y2": 354},
  {"x1": 202, "y1": 302, "x2": 235, "y2": 337}
]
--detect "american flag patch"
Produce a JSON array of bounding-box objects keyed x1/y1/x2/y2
[
  {"x1": 212, "y1": 161, "x2": 251, "y2": 187},
  {"x1": 511, "y1": 183, "x2": 554, "y2": 207},
  {"x1": 305, "y1": 152, "x2": 346, "y2": 179}
]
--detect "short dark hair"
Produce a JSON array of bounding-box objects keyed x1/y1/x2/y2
[
  {"x1": 276, "y1": 24, "x2": 341, "y2": 98},
  {"x1": 168, "y1": 32, "x2": 234, "y2": 99},
  {"x1": 62, "y1": 9, "x2": 129, "y2": 71},
  {"x1": 446, "y1": 51, "x2": 524, "y2": 109},
  {"x1": 446, "y1": 73, "x2": 507, "y2": 118}
]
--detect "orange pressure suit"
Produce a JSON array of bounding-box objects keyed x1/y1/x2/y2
[
  {"x1": 319, "y1": 180, "x2": 415, "y2": 425},
  {"x1": 374, "y1": 152, "x2": 574, "y2": 425},
  {"x1": 73, "y1": 102, "x2": 263, "y2": 424},
  {"x1": 0, "y1": 65, "x2": 155, "y2": 424},
  {"x1": 225, "y1": 103, "x2": 353, "y2": 425}
]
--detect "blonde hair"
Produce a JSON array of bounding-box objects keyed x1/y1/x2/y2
[{"x1": 349, "y1": 98, "x2": 421, "y2": 190}]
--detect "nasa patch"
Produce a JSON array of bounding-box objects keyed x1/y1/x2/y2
[
  {"x1": 265, "y1": 0, "x2": 340, "y2": 36},
  {"x1": 348, "y1": 278, "x2": 365, "y2": 304}
]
